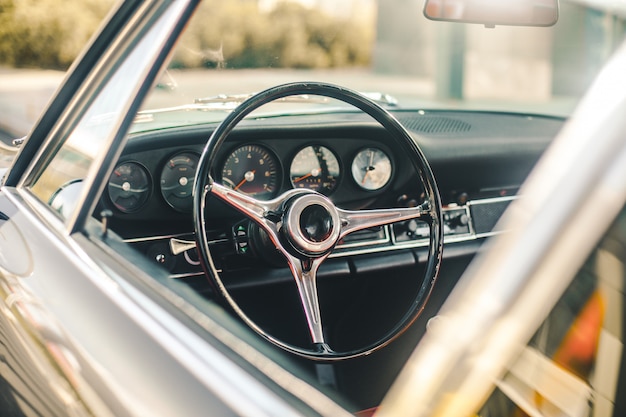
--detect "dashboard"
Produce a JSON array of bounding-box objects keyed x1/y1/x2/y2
[{"x1": 99, "y1": 109, "x2": 564, "y2": 287}]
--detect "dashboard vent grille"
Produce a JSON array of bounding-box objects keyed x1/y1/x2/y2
[
  {"x1": 469, "y1": 198, "x2": 513, "y2": 235},
  {"x1": 397, "y1": 116, "x2": 472, "y2": 134}
]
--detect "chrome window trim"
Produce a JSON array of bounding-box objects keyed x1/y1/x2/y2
[{"x1": 17, "y1": 0, "x2": 193, "y2": 238}]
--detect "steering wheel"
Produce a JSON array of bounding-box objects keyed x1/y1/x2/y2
[{"x1": 193, "y1": 82, "x2": 443, "y2": 361}]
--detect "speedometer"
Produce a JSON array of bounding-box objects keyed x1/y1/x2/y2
[
  {"x1": 289, "y1": 145, "x2": 340, "y2": 195},
  {"x1": 220, "y1": 144, "x2": 280, "y2": 200}
]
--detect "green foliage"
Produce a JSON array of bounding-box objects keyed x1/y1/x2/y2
[
  {"x1": 0, "y1": 0, "x2": 16, "y2": 65},
  {"x1": 0, "y1": 0, "x2": 115, "y2": 69},
  {"x1": 0, "y1": 0, "x2": 374, "y2": 70},
  {"x1": 172, "y1": 0, "x2": 374, "y2": 69}
]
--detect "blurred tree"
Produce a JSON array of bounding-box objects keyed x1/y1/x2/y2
[
  {"x1": 172, "y1": 0, "x2": 374, "y2": 69},
  {"x1": 0, "y1": 0, "x2": 16, "y2": 65},
  {"x1": 0, "y1": 0, "x2": 114, "y2": 69},
  {"x1": 0, "y1": 0, "x2": 373, "y2": 70}
]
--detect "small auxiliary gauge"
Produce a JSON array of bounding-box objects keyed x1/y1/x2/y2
[
  {"x1": 160, "y1": 151, "x2": 199, "y2": 212},
  {"x1": 108, "y1": 161, "x2": 151, "y2": 213},
  {"x1": 351, "y1": 147, "x2": 392, "y2": 191}
]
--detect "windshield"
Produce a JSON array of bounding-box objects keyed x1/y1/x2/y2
[
  {"x1": 1, "y1": 1, "x2": 623, "y2": 139},
  {"x1": 130, "y1": 0, "x2": 626, "y2": 131}
]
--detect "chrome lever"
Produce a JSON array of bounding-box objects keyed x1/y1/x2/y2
[{"x1": 170, "y1": 238, "x2": 196, "y2": 256}]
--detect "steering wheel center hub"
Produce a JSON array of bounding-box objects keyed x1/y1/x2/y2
[
  {"x1": 283, "y1": 194, "x2": 341, "y2": 256},
  {"x1": 299, "y1": 204, "x2": 333, "y2": 242}
]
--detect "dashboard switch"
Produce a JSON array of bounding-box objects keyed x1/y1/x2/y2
[{"x1": 233, "y1": 222, "x2": 249, "y2": 255}]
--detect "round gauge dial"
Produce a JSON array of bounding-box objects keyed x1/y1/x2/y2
[
  {"x1": 108, "y1": 161, "x2": 151, "y2": 213},
  {"x1": 289, "y1": 145, "x2": 340, "y2": 195},
  {"x1": 351, "y1": 147, "x2": 393, "y2": 191},
  {"x1": 160, "y1": 152, "x2": 199, "y2": 212},
  {"x1": 221, "y1": 144, "x2": 280, "y2": 200}
]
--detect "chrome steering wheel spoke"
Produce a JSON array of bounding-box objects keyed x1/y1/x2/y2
[
  {"x1": 208, "y1": 180, "x2": 310, "y2": 229},
  {"x1": 337, "y1": 201, "x2": 431, "y2": 239},
  {"x1": 283, "y1": 254, "x2": 328, "y2": 346},
  {"x1": 209, "y1": 180, "x2": 332, "y2": 347}
]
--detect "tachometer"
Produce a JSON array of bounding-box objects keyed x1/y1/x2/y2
[
  {"x1": 351, "y1": 147, "x2": 392, "y2": 191},
  {"x1": 289, "y1": 145, "x2": 340, "y2": 195},
  {"x1": 160, "y1": 151, "x2": 199, "y2": 212},
  {"x1": 108, "y1": 161, "x2": 151, "y2": 213},
  {"x1": 221, "y1": 144, "x2": 280, "y2": 200}
]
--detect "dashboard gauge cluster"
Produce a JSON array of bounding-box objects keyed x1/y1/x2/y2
[
  {"x1": 107, "y1": 139, "x2": 395, "y2": 215},
  {"x1": 217, "y1": 142, "x2": 393, "y2": 201}
]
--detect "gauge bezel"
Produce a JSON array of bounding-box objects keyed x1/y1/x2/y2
[
  {"x1": 350, "y1": 147, "x2": 394, "y2": 192},
  {"x1": 159, "y1": 151, "x2": 200, "y2": 213},
  {"x1": 289, "y1": 144, "x2": 341, "y2": 196},
  {"x1": 219, "y1": 143, "x2": 282, "y2": 200},
  {"x1": 107, "y1": 160, "x2": 152, "y2": 213}
]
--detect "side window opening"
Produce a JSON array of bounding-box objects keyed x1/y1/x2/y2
[{"x1": 479, "y1": 209, "x2": 626, "y2": 417}]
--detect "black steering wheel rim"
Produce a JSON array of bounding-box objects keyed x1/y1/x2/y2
[{"x1": 193, "y1": 82, "x2": 443, "y2": 361}]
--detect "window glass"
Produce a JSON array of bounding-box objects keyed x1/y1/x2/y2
[
  {"x1": 28, "y1": 1, "x2": 189, "y2": 221},
  {"x1": 479, "y1": 209, "x2": 626, "y2": 417}
]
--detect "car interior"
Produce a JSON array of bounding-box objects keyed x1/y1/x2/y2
[
  {"x1": 90, "y1": 97, "x2": 565, "y2": 410},
  {"x1": 26, "y1": 0, "x2": 624, "y2": 413},
  {"x1": 6, "y1": 0, "x2": 626, "y2": 415}
]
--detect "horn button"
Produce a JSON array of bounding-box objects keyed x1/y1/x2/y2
[
  {"x1": 300, "y1": 205, "x2": 333, "y2": 242},
  {"x1": 283, "y1": 194, "x2": 341, "y2": 256}
]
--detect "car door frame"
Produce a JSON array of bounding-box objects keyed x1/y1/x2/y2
[{"x1": 0, "y1": 0, "x2": 355, "y2": 415}]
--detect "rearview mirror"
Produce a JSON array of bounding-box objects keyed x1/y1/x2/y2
[{"x1": 423, "y1": 0, "x2": 559, "y2": 27}]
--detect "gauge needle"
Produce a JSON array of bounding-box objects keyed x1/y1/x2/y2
[
  {"x1": 361, "y1": 168, "x2": 371, "y2": 185},
  {"x1": 362, "y1": 152, "x2": 375, "y2": 185},
  {"x1": 294, "y1": 168, "x2": 321, "y2": 183},
  {"x1": 294, "y1": 173, "x2": 312, "y2": 183},
  {"x1": 234, "y1": 170, "x2": 255, "y2": 191}
]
